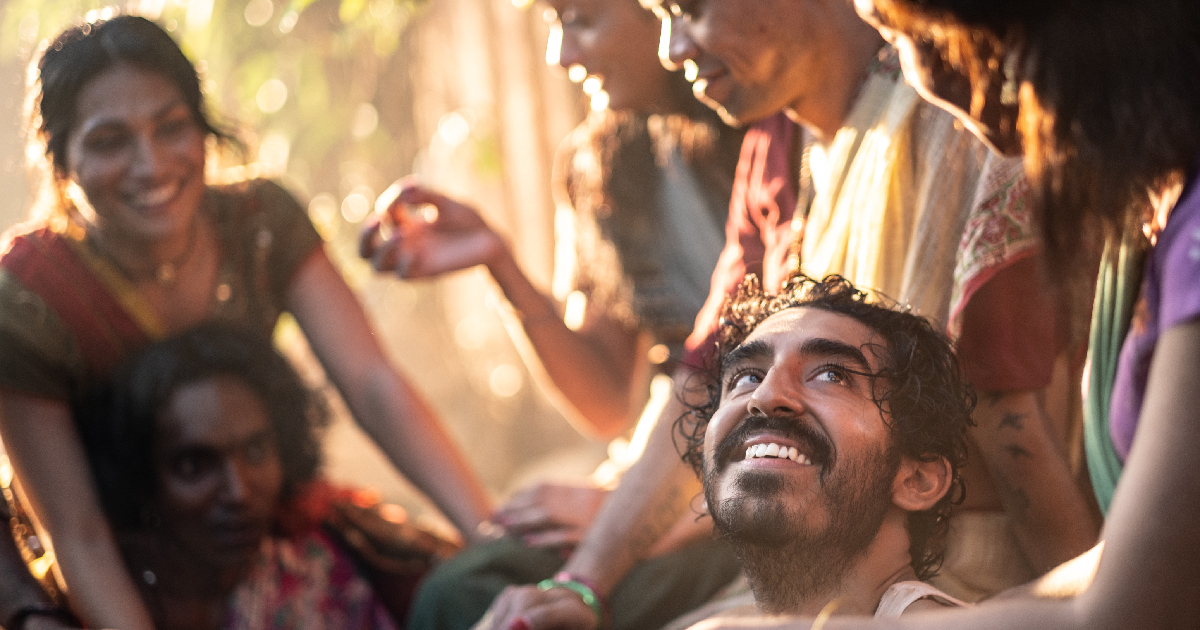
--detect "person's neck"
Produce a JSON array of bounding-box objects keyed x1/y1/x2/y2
[
  {"x1": 785, "y1": 28, "x2": 885, "y2": 144},
  {"x1": 130, "y1": 543, "x2": 245, "y2": 630},
  {"x1": 745, "y1": 511, "x2": 918, "y2": 616},
  {"x1": 86, "y1": 210, "x2": 204, "y2": 286}
]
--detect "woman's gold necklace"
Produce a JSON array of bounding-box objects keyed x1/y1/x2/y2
[{"x1": 90, "y1": 216, "x2": 201, "y2": 287}]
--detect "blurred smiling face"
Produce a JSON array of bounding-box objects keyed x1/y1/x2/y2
[
  {"x1": 654, "y1": 0, "x2": 821, "y2": 125},
  {"x1": 545, "y1": 0, "x2": 672, "y2": 112},
  {"x1": 702, "y1": 307, "x2": 901, "y2": 550},
  {"x1": 154, "y1": 376, "x2": 282, "y2": 573},
  {"x1": 65, "y1": 63, "x2": 207, "y2": 242}
]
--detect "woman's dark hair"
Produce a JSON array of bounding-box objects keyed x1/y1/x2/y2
[
  {"x1": 26, "y1": 14, "x2": 233, "y2": 223},
  {"x1": 555, "y1": 91, "x2": 744, "y2": 353},
  {"x1": 871, "y1": 0, "x2": 1200, "y2": 268},
  {"x1": 74, "y1": 323, "x2": 328, "y2": 531},
  {"x1": 676, "y1": 273, "x2": 975, "y2": 580}
]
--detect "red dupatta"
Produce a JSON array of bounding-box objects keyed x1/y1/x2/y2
[{"x1": 0, "y1": 227, "x2": 164, "y2": 378}]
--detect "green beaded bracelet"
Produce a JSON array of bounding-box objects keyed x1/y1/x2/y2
[{"x1": 537, "y1": 573, "x2": 607, "y2": 629}]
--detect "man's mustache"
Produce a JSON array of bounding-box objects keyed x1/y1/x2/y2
[{"x1": 712, "y1": 414, "x2": 834, "y2": 474}]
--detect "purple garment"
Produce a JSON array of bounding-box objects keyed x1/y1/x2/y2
[{"x1": 1110, "y1": 165, "x2": 1200, "y2": 460}]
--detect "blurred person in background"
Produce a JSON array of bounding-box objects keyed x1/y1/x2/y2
[
  {"x1": 0, "y1": 14, "x2": 492, "y2": 630},
  {"x1": 76, "y1": 324, "x2": 407, "y2": 630},
  {"x1": 360, "y1": 0, "x2": 761, "y2": 626}
]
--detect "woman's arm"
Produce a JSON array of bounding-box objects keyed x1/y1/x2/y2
[
  {"x1": 0, "y1": 498, "x2": 79, "y2": 630},
  {"x1": 285, "y1": 248, "x2": 494, "y2": 541},
  {"x1": 0, "y1": 394, "x2": 154, "y2": 630},
  {"x1": 361, "y1": 184, "x2": 645, "y2": 438}
]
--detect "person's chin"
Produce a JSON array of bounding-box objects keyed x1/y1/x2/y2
[
  {"x1": 207, "y1": 524, "x2": 268, "y2": 564},
  {"x1": 713, "y1": 495, "x2": 798, "y2": 548}
]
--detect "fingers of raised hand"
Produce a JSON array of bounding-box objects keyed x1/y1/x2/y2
[
  {"x1": 359, "y1": 214, "x2": 385, "y2": 259},
  {"x1": 365, "y1": 229, "x2": 416, "y2": 277}
]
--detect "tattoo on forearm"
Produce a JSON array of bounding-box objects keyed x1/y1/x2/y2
[
  {"x1": 999, "y1": 412, "x2": 1027, "y2": 431},
  {"x1": 1005, "y1": 443, "x2": 1034, "y2": 460},
  {"x1": 997, "y1": 474, "x2": 1032, "y2": 520}
]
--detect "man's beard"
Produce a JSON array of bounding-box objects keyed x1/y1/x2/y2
[{"x1": 704, "y1": 414, "x2": 900, "y2": 614}]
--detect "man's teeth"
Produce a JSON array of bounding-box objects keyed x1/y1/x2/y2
[{"x1": 744, "y1": 442, "x2": 812, "y2": 465}]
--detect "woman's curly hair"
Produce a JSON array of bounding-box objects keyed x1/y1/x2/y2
[
  {"x1": 74, "y1": 323, "x2": 329, "y2": 531},
  {"x1": 675, "y1": 273, "x2": 975, "y2": 580}
]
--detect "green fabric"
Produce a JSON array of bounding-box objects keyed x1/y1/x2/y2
[
  {"x1": 407, "y1": 537, "x2": 742, "y2": 630},
  {"x1": 1083, "y1": 229, "x2": 1147, "y2": 515}
]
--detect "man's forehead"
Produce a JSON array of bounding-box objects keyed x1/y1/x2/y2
[
  {"x1": 744, "y1": 307, "x2": 876, "y2": 348},
  {"x1": 724, "y1": 306, "x2": 885, "y2": 371}
]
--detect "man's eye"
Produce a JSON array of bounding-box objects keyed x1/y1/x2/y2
[
  {"x1": 726, "y1": 370, "x2": 762, "y2": 391},
  {"x1": 814, "y1": 366, "x2": 848, "y2": 384}
]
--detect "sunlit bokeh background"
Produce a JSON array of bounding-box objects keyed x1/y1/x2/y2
[{"x1": 0, "y1": 0, "x2": 608, "y2": 534}]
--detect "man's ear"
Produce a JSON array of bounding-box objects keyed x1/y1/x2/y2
[{"x1": 891, "y1": 456, "x2": 951, "y2": 512}]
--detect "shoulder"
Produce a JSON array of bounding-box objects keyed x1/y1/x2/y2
[
  {"x1": 0, "y1": 266, "x2": 79, "y2": 399},
  {"x1": 209, "y1": 177, "x2": 305, "y2": 213},
  {"x1": 1155, "y1": 171, "x2": 1200, "y2": 326},
  {"x1": 876, "y1": 580, "x2": 968, "y2": 619}
]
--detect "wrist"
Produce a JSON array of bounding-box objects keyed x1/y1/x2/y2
[
  {"x1": 537, "y1": 571, "x2": 609, "y2": 629},
  {"x1": 483, "y1": 237, "x2": 518, "y2": 278}
]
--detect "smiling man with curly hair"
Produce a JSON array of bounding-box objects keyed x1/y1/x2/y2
[{"x1": 675, "y1": 273, "x2": 975, "y2": 617}]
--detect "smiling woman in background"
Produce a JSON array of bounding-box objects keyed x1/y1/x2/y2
[{"x1": 0, "y1": 15, "x2": 492, "y2": 630}]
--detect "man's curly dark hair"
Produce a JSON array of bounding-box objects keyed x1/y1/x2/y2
[
  {"x1": 74, "y1": 323, "x2": 329, "y2": 531},
  {"x1": 675, "y1": 273, "x2": 975, "y2": 580}
]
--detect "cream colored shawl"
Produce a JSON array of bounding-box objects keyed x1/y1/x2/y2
[{"x1": 799, "y1": 55, "x2": 988, "y2": 328}]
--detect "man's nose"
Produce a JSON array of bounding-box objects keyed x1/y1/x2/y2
[
  {"x1": 747, "y1": 367, "x2": 805, "y2": 418},
  {"x1": 556, "y1": 31, "x2": 586, "y2": 70},
  {"x1": 665, "y1": 16, "x2": 699, "y2": 69}
]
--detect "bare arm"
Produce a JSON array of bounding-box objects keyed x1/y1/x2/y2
[
  {"x1": 286, "y1": 249, "x2": 494, "y2": 541},
  {"x1": 969, "y1": 389, "x2": 1100, "y2": 572},
  {"x1": 0, "y1": 499, "x2": 79, "y2": 630},
  {"x1": 360, "y1": 184, "x2": 644, "y2": 439},
  {"x1": 685, "y1": 319, "x2": 1200, "y2": 630},
  {"x1": 0, "y1": 395, "x2": 154, "y2": 630},
  {"x1": 484, "y1": 370, "x2": 706, "y2": 630}
]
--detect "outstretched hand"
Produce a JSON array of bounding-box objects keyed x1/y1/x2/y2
[
  {"x1": 493, "y1": 482, "x2": 610, "y2": 553},
  {"x1": 359, "y1": 181, "x2": 508, "y2": 279}
]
